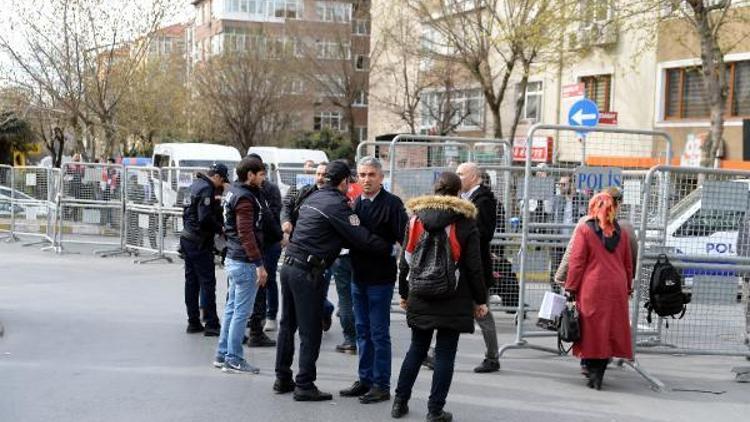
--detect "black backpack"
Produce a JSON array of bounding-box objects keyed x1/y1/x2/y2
[
  {"x1": 406, "y1": 218, "x2": 460, "y2": 300},
  {"x1": 644, "y1": 255, "x2": 691, "y2": 324}
]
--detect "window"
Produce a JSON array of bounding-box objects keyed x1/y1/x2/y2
[
  {"x1": 315, "y1": 40, "x2": 351, "y2": 60},
  {"x1": 314, "y1": 111, "x2": 343, "y2": 131},
  {"x1": 420, "y1": 88, "x2": 484, "y2": 131},
  {"x1": 580, "y1": 0, "x2": 612, "y2": 25},
  {"x1": 354, "y1": 54, "x2": 368, "y2": 71},
  {"x1": 224, "y1": 0, "x2": 302, "y2": 19},
  {"x1": 522, "y1": 81, "x2": 543, "y2": 121},
  {"x1": 674, "y1": 209, "x2": 744, "y2": 238},
  {"x1": 354, "y1": 19, "x2": 369, "y2": 35},
  {"x1": 356, "y1": 127, "x2": 368, "y2": 142},
  {"x1": 316, "y1": 1, "x2": 352, "y2": 23},
  {"x1": 316, "y1": 75, "x2": 345, "y2": 97},
  {"x1": 665, "y1": 60, "x2": 750, "y2": 119},
  {"x1": 353, "y1": 91, "x2": 368, "y2": 107},
  {"x1": 580, "y1": 74, "x2": 611, "y2": 112}
]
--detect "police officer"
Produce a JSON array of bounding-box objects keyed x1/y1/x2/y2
[
  {"x1": 181, "y1": 163, "x2": 229, "y2": 336},
  {"x1": 274, "y1": 160, "x2": 391, "y2": 402}
]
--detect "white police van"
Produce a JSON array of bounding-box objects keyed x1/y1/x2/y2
[
  {"x1": 662, "y1": 180, "x2": 750, "y2": 300},
  {"x1": 247, "y1": 147, "x2": 328, "y2": 196},
  {"x1": 152, "y1": 143, "x2": 241, "y2": 208}
]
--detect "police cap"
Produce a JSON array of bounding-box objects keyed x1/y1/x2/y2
[
  {"x1": 209, "y1": 163, "x2": 229, "y2": 182},
  {"x1": 325, "y1": 160, "x2": 355, "y2": 186}
]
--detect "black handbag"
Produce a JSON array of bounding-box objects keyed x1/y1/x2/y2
[{"x1": 557, "y1": 301, "x2": 580, "y2": 354}]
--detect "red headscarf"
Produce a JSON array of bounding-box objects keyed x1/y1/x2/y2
[{"x1": 588, "y1": 192, "x2": 617, "y2": 237}]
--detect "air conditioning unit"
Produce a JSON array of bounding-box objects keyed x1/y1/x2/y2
[{"x1": 589, "y1": 22, "x2": 618, "y2": 46}]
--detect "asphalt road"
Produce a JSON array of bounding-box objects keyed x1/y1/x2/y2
[{"x1": 1, "y1": 241, "x2": 749, "y2": 422}]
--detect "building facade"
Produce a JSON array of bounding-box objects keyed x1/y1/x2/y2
[{"x1": 189, "y1": 0, "x2": 370, "y2": 142}]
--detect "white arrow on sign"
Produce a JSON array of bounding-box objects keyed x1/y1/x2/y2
[{"x1": 571, "y1": 108, "x2": 597, "y2": 125}]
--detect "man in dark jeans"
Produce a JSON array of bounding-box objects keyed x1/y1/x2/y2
[
  {"x1": 245, "y1": 154, "x2": 282, "y2": 348},
  {"x1": 341, "y1": 157, "x2": 407, "y2": 404}
]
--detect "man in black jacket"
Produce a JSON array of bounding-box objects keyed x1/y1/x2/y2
[
  {"x1": 457, "y1": 162, "x2": 501, "y2": 373},
  {"x1": 244, "y1": 153, "x2": 283, "y2": 347},
  {"x1": 340, "y1": 157, "x2": 408, "y2": 404}
]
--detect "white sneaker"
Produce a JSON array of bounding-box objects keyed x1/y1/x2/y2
[{"x1": 264, "y1": 319, "x2": 277, "y2": 332}]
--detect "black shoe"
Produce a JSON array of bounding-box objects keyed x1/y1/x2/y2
[
  {"x1": 247, "y1": 333, "x2": 276, "y2": 347},
  {"x1": 426, "y1": 410, "x2": 453, "y2": 422},
  {"x1": 587, "y1": 366, "x2": 603, "y2": 390},
  {"x1": 335, "y1": 341, "x2": 357, "y2": 354},
  {"x1": 273, "y1": 378, "x2": 296, "y2": 394},
  {"x1": 473, "y1": 358, "x2": 500, "y2": 373},
  {"x1": 293, "y1": 386, "x2": 333, "y2": 402},
  {"x1": 391, "y1": 397, "x2": 409, "y2": 418},
  {"x1": 203, "y1": 325, "x2": 220, "y2": 337},
  {"x1": 340, "y1": 380, "x2": 370, "y2": 397},
  {"x1": 186, "y1": 322, "x2": 204, "y2": 334},
  {"x1": 359, "y1": 386, "x2": 390, "y2": 404}
]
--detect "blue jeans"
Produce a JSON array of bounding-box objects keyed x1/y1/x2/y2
[
  {"x1": 351, "y1": 282, "x2": 394, "y2": 389},
  {"x1": 332, "y1": 256, "x2": 356, "y2": 343},
  {"x1": 216, "y1": 258, "x2": 259, "y2": 365}
]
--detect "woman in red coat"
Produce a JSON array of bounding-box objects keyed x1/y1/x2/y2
[{"x1": 565, "y1": 192, "x2": 633, "y2": 390}]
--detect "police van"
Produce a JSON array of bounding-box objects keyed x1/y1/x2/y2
[
  {"x1": 152, "y1": 143, "x2": 242, "y2": 208},
  {"x1": 662, "y1": 180, "x2": 750, "y2": 300},
  {"x1": 247, "y1": 147, "x2": 328, "y2": 196}
]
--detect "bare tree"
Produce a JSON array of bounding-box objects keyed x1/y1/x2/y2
[
  {"x1": 0, "y1": 0, "x2": 172, "y2": 159},
  {"x1": 621, "y1": 0, "x2": 750, "y2": 167},
  {"x1": 408, "y1": 0, "x2": 519, "y2": 138},
  {"x1": 193, "y1": 49, "x2": 296, "y2": 151}
]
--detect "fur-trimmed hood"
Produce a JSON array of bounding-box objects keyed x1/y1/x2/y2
[{"x1": 405, "y1": 195, "x2": 477, "y2": 232}]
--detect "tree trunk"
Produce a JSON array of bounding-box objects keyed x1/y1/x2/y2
[
  {"x1": 694, "y1": 3, "x2": 728, "y2": 168},
  {"x1": 489, "y1": 103, "x2": 502, "y2": 139},
  {"x1": 509, "y1": 63, "x2": 531, "y2": 143}
]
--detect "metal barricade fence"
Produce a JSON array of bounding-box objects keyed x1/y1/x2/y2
[
  {"x1": 500, "y1": 124, "x2": 674, "y2": 391},
  {"x1": 58, "y1": 163, "x2": 123, "y2": 252},
  {"x1": 123, "y1": 166, "x2": 164, "y2": 261},
  {"x1": 7, "y1": 166, "x2": 59, "y2": 248},
  {"x1": 158, "y1": 166, "x2": 210, "y2": 259},
  {"x1": 634, "y1": 166, "x2": 750, "y2": 366},
  {"x1": 0, "y1": 164, "x2": 12, "y2": 240}
]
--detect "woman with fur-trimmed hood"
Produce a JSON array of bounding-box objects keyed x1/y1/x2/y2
[{"x1": 391, "y1": 172, "x2": 487, "y2": 422}]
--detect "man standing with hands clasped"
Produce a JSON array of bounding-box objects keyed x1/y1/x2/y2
[
  {"x1": 456, "y1": 162, "x2": 501, "y2": 373},
  {"x1": 213, "y1": 156, "x2": 268, "y2": 374}
]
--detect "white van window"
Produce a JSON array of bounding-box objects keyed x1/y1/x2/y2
[
  {"x1": 181, "y1": 160, "x2": 238, "y2": 170},
  {"x1": 674, "y1": 209, "x2": 745, "y2": 238},
  {"x1": 154, "y1": 154, "x2": 170, "y2": 168}
]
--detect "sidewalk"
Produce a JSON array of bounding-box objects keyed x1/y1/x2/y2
[{"x1": 0, "y1": 241, "x2": 748, "y2": 422}]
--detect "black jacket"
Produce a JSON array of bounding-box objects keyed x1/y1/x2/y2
[
  {"x1": 398, "y1": 195, "x2": 486, "y2": 333},
  {"x1": 467, "y1": 185, "x2": 498, "y2": 291},
  {"x1": 181, "y1": 173, "x2": 222, "y2": 246},
  {"x1": 281, "y1": 184, "x2": 318, "y2": 230},
  {"x1": 286, "y1": 186, "x2": 390, "y2": 268},
  {"x1": 258, "y1": 181, "x2": 283, "y2": 247},
  {"x1": 350, "y1": 189, "x2": 408, "y2": 285}
]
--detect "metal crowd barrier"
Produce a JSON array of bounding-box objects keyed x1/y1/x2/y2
[
  {"x1": 1, "y1": 166, "x2": 60, "y2": 249},
  {"x1": 501, "y1": 124, "x2": 674, "y2": 392},
  {"x1": 632, "y1": 165, "x2": 750, "y2": 389}
]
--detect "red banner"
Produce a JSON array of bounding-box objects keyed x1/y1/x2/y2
[{"x1": 598, "y1": 111, "x2": 618, "y2": 125}]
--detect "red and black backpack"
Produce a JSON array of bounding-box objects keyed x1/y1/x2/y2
[{"x1": 404, "y1": 215, "x2": 462, "y2": 299}]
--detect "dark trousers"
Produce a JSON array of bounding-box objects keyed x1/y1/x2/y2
[
  {"x1": 332, "y1": 256, "x2": 356, "y2": 343},
  {"x1": 395, "y1": 327, "x2": 460, "y2": 414},
  {"x1": 249, "y1": 242, "x2": 282, "y2": 334},
  {"x1": 181, "y1": 237, "x2": 219, "y2": 327},
  {"x1": 352, "y1": 281, "x2": 393, "y2": 389},
  {"x1": 275, "y1": 263, "x2": 327, "y2": 389},
  {"x1": 265, "y1": 242, "x2": 282, "y2": 320}
]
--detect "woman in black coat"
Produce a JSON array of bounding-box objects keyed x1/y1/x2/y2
[{"x1": 392, "y1": 172, "x2": 487, "y2": 422}]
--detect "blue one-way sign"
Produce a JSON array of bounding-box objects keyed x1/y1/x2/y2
[{"x1": 568, "y1": 98, "x2": 600, "y2": 137}]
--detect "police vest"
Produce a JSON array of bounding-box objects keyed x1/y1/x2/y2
[
  {"x1": 224, "y1": 182, "x2": 264, "y2": 262},
  {"x1": 182, "y1": 174, "x2": 215, "y2": 240}
]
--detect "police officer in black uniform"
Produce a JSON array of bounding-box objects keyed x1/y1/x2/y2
[
  {"x1": 181, "y1": 163, "x2": 229, "y2": 336},
  {"x1": 274, "y1": 160, "x2": 391, "y2": 401}
]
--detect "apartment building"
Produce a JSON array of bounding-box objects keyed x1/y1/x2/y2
[
  {"x1": 369, "y1": 1, "x2": 750, "y2": 167},
  {"x1": 189, "y1": 0, "x2": 371, "y2": 142}
]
